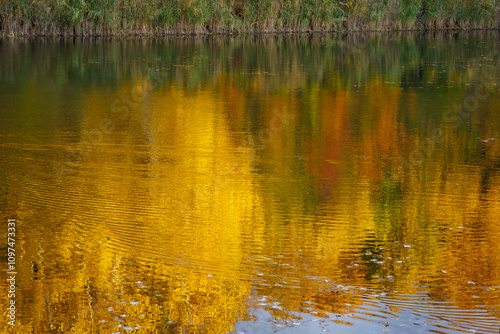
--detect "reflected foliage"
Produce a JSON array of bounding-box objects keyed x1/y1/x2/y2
[{"x1": 0, "y1": 33, "x2": 499, "y2": 333}]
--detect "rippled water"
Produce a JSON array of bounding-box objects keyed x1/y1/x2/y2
[{"x1": 0, "y1": 33, "x2": 500, "y2": 333}]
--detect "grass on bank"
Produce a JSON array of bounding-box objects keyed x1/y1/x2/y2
[{"x1": 0, "y1": 0, "x2": 499, "y2": 36}]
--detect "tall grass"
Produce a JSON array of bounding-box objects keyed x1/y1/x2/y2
[{"x1": 0, "y1": 0, "x2": 498, "y2": 37}]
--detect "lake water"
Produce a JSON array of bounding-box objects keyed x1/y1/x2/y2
[{"x1": 0, "y1": 32, "x2": 499, "y2": 333}]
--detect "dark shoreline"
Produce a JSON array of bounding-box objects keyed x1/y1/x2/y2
[{"x1": 1, "y1": 25, "x2": 499, "y2": 39}]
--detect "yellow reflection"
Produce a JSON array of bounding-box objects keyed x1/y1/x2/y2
[{"x1": 1, "y1": 39, "x2": 499, "y2": 333}]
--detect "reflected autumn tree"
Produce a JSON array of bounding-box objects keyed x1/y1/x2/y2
[{"x1": 0, "y1": 32, "x2": 499, "y2": 333}]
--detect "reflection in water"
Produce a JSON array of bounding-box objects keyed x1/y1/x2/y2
[{"x1": 0, "y1": 33, "x2": 499, "y2": 333}]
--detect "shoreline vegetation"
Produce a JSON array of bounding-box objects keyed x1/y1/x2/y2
[{"x1": 1, "y1": 0, "x2": 499, "y2": 37}]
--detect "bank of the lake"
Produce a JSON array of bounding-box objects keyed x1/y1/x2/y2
[{"x1": 1, "y1": 0, "x2": 499, "y2": 37}]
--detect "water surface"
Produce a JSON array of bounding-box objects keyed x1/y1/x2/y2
[{"x1": 0, "y1": 33, "x2": 499, "y2": 333}]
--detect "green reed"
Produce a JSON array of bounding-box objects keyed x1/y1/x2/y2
[{"x1": 0, "y1": 0, "x2": 498, "y2": 36}]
